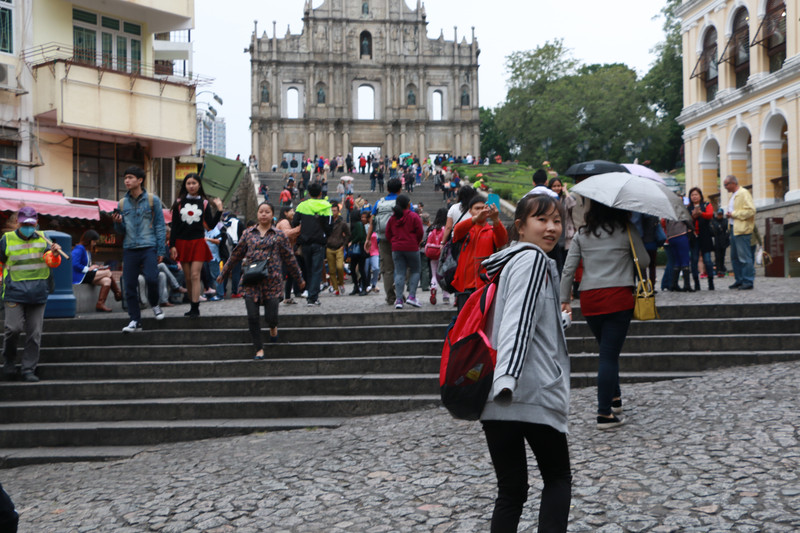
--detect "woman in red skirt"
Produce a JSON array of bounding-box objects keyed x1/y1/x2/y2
[{"x1": 169, "y1": 173, "x2": 223, "y2": 317}]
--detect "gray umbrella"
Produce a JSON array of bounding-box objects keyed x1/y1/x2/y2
[{"x1": 570, "y1": 172, "x2": 691, "y2": 222}]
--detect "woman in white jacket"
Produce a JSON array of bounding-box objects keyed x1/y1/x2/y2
[{"x1": 480, "y1": 194, "x2": 571, "y2": 533}]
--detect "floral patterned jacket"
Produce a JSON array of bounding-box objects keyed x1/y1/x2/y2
[{"x1": 221, "y1": 225, "x2": 303, "y2": 302}]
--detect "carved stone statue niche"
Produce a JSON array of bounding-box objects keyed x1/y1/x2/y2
[
  {"x1": 461, "y1": 88, "x2": 470, "y2": 106},
  {"x1": 317, "y1": 87, "x2": 326, "y2": 104},
  {"x1": 362, "y1": 2, "x2": 369, "y2": 15},
  {"x1": 407, "y1": 89, "x2": 416, "y2": 106},
  {"x1": 261, "y1": 84, "x2": 270, "y2": 103}
]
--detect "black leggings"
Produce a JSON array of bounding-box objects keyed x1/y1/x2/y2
[
  {"x1": 245, "y1": 297, "x2": 280, "y2": 351},
  {"x1": 482, "y1": 420, "x2": 572, "y2": 533}
]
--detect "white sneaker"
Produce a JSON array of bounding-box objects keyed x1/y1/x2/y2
[
  {"x1": 301, "y1": 290, "x2": 309, "y2": 298},
  {"x1": 153, "y1": 306, "x2": 165, "y2": 320},
  {"x1": 122, "y1": 320, "x2": 142, "y2": 333},
  {"x1": 365, "y1": 285, "x2": 373, "y2": 293}
]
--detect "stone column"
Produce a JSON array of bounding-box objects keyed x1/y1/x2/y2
[
  {"x1": 271, "y1": 128, "x2": 279, "y2": 170},
  {"x1": 329, "y1": 129, "x2": 335, "y2": 158},
  {"x1": 309, "y1": 125, "x2": 316, "y2": 158}
]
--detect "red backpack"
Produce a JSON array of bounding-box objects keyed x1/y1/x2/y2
[
  {"x1": 439, "y1": 275, "x2": 499, "y2": 420},
  {"x1": 424, "y1": 227, "x2": 444, "y2": 260}
]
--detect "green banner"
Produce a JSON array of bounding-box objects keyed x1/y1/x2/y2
[{"x1": 199, "y1": 154, "x2": 247, "y2": 204}]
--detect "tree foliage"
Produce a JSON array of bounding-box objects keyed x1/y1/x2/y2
[{"x1": 482, "y1": 2, "x2": 684, "y2": 174}]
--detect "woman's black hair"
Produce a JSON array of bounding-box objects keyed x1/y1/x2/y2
[
  {"x1": 278, "y1": 206, "x2": 293, "y2": 222},
  {"x1": 432, "y1": 207, "x2": 448, "y2": 230},
  {"x1": 582, "y1": 200, "x2": 630, "y2": 238},
  {"x1": 176, "y1": 173, "x2": 208, "y2": 203},
  {"x1": 510, "y1": 194, "x2": 565, "y2": 242},
  {"x1": 688, "y1": 187, "x2": 705, "y2": 204},
  {"x1": 457, "y1": 186, "x2": 477, "y2": 211},
  {"x1": 79, "y1": 229, "x2": 100, "y2": 246},
  {"x1": 547, "y1": 177, "x2": 564, "y2": 197},
  {"x1": 392, "y1": 194, "x2": 411, "y2": 217}
]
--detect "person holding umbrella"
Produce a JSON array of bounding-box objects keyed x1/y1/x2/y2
[{"x1": 560, "y1": 200, "x2": 648, "y2": 429}]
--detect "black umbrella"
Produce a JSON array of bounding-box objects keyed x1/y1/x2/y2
[{"x1": 564, "y1": 160, "x2": 630, "y2": 180}]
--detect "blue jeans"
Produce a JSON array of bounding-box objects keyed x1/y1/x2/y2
[
  {"x1": 302, "y1": 243, "x2": 326, "y2": 303},
  {"x1": 730, "y1": 233, "x2": 754, "y2": 287},
  {"x1": 208, "y1": 260, "x2": 223, "y2": 296},
  {"x1": 690, "y1": 240, "x2": 714, "y2": 278},
  {"x1": 392, "y1": 250, "x2": 420, "y2": 300},
  {"x1": 367, "y1": 255, "x2": 380, "y2": 286},
  {"x1": 584, "y1": 309, "x2": 633, "y2": 416},
  {"x1": 123, "y1": 247, "x2": 159, "y2": 322}
]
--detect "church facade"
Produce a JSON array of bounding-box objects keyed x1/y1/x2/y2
[{"x1": 249, "y1": 0, "x2": 480, "y2": 168}]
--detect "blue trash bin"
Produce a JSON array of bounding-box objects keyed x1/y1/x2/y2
[{"x1": 44, "y1": 230, "x2": 76, "y2": 318}]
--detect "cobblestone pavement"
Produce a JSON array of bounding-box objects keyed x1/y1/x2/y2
[
  {"x1": 78, "y1": 267, "x2": 800, "y2": 321},
  {"x1": 5, "y1": 359, "x2": 800, "y2": 532}
]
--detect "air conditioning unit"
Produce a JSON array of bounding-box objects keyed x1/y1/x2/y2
[{"x1": 0, "y1": 63, "x2": 16, "y2": 90}]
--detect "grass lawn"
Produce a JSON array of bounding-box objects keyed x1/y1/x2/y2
[{"x1": 452, "y1": 163, "x2": 575, "y2": 202}]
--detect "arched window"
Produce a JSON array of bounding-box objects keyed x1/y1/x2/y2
[
  {"x1": 360, "y1": 31, "x2": 372, "y2": 59},
  {"x1": 357, "y1": 85, "x2": 374, "y2": 120},
  {"x1": 316, "y1": 84, "x2": 326, "y2": 104},
  {"x1": 731, "y1": 9, "x2": 750, "y2": 88},
  {"x1": 702, "y1": 28, "x2": 718, "y2": 101},
  {"x1": 286, "y1": 87, "x2": 299, "y2": 119},
  {"x1": 431, "y1": 90, "x2": 443, "y2": 121},
  {"x1": 761, "y1": 0, "x2": 787, "y2": 72}
]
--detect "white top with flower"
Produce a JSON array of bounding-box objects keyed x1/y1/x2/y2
[{"x1": 180, "y1": 202, "x2": 203, "y2": 224}]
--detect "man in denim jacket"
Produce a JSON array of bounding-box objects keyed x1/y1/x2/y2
[{"x1": 112, "y1": 166, "x2": 167, "y2": 332}]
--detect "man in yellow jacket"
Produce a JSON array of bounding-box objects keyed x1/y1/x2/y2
[
  {"x1": 723, "y1": 175, "x2": 755, "y2": 290},
  {"x1": 2, "y1": 206, "x2": 62, "y2": 382}
]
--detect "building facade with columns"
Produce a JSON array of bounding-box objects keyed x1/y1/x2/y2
[
  {"x1": 249, "y1": 0, "x2": 480, "y2": 169},
  {"x1": 677, "y1": 0, "x2": 800, "y2": 276}
]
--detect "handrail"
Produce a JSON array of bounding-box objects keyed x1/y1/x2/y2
[{"x1": 21, "y1": 42, "x2": 213, "y2": 87}]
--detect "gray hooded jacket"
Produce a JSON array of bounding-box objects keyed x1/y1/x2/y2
[{"x1": 480, "y1": 242, "x2": 571, "y2": 434}]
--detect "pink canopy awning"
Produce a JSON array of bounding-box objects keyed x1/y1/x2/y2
[{"x1": 0, "y1": 189, "x2": 100, "y2": 220}]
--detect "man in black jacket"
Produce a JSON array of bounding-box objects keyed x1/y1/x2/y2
[{"x1": 292, "y1": 183, "x2": 332, "y2": 306}]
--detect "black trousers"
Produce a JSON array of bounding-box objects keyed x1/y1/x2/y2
[
  {"x1": 0, "y1": 482, "x2": 18, "y2": 533},
  {"x1": 245, "y1": 297, "x2": 280, "y2": 352},
  {"x1": 482, "y1": 420, "x2": 571, "y2": 533}
]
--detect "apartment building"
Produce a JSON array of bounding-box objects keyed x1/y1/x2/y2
[{"x1": 0, "y1": 0, "x2": 200, "y2": 205}]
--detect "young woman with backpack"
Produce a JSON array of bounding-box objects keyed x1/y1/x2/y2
[
  {"x1": 424, "y1": 208, "x2": 448, "y2": 305},
  {"x1": 480, "y1": 194, "x2": 571, "y2": 532},
  {"x1": 384, "y1": 194, "x2": 424, "y2": 309},
  {"x1": 169, "y1": 173, "x2": 223, "y2": 317}
]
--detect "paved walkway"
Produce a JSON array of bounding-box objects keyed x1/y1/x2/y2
[{"x1": 4, "y1": 359, "x2": 800, "y2": 532}]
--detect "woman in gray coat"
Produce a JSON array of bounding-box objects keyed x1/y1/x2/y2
[{"x1": 560, "y1": 200, "x2": 649, "y2": 430}]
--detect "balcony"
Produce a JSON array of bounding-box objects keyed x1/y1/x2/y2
[
  {"x1": 70, "y1": 0, "x2": 194, "y2": 33},
  {"x1": 23, "y1": 43, "x2": 210, "y2": 147}
]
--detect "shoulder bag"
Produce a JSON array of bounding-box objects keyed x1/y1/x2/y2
[{"x1": 627, "y1": 226, "x2": 659, "y2": 321}]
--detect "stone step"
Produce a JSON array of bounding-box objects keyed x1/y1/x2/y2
[
  {"x1": 569, "y1": 333, "x2": 800, "y2": 353},
  {"x1": 0, "y1": 395, "x2": 442, "y2": 426},
  {"x1": 35, "y1": 356, "x2": 441, "y2": 380},
  {"x1": 0, "y1": 417, "x2": 347, "y2": 452},
  {"x1": 41, "y1": 324, "x2": 449, "y2": 347},
  {"x1": 42, "y1": 310, "x2": 456, "y2": 332},
  {"x1": 0, "y1": 374, "x2": 440, "y2": 402},
  {"x1": 38, "y1": 339, "x2": 445, "y2": 362}
]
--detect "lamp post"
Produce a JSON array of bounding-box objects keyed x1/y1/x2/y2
[
  {"x1": 624, "y1": 141, "x2": 635, "y2": 162},
  {"x1": 576, "y1": 140, "x2": 589, "y2": 161},
  {"x1": 196, "y1": 91, "x2": 224, "y2": 105},
  {"x1": 541, "y1": 137, "x2": 552, "y2": 160}
]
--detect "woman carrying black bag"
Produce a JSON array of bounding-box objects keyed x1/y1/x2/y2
[{"x1": 217, "y1": 202, "x2": 305, "y2": 359}]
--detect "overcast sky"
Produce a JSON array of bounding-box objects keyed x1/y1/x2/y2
[{"x1": 192, "y1": 0, "x2": 670, "y2": 160}]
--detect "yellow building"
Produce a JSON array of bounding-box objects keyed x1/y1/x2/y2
[
  {"x1": 677, "y1": 0, "x2": 800, "y2": 277},
  {"x1": 0, "y1": 0, "x2": 199, "y2": 205}
]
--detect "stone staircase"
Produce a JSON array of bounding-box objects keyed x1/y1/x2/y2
[{"x1": 1, "y1": 302, "x2": 799, "y2": 467}]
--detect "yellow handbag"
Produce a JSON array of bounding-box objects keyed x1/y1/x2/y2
[{"x1": 627, "y1": 227, "x2": 659, "y2": 321}]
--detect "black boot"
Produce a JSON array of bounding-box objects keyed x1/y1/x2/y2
[
  {"x1": 669, "y1": 268, "x2": 680, "y2": 292},
  {"x1": 693, "y1": 274, "x2": 701, "y2": 292},
  {"x1": 708, "y1": 275, "x2": 715, "y2": 291},
  {"x1": 184, "y1": 301, "x2": 200, "y2": 317},
  {"x1": 681, "y1": 268, "x2": 694, "y2": 292}
]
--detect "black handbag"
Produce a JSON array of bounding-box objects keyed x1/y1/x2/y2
[{"x1": 241, "y1": 259, "x2": 269, "y2": 285}]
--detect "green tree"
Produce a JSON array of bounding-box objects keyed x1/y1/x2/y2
[
  {"x1": 479, "y1": 107, "x2": 510, "y2": 161},
  {"x1": 641, "y1": 0, "x2": 684, "y2": 171}
]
